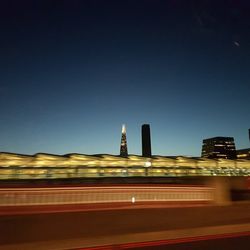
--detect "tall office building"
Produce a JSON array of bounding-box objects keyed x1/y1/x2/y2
[
  {"x1": 201, "y1": 137, "x2": 236, "y2": 159},
  {"x1": 142, "y1": 124, "x2": 152, "y2": 157},
  {"x1": 120, "y1": 124, "x2": 128, "y2": 157}
]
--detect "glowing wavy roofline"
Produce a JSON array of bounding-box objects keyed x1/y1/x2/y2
[{"x1": 0, "y1": 152, "x2": 250, "y2": 167}]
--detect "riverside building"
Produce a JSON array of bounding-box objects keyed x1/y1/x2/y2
[{"x1": 201, "y1": 137, "x2": 237, "y2": 159}]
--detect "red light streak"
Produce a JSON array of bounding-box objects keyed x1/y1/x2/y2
[{"x1": 75, "y1": 231, "x2": 250, "y2": 250}]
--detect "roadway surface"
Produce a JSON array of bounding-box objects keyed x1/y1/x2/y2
[
  {"x1": 116, "y1": 235, "x2": 250, "y2": 250},
  {"x1": 0, "y1": 202, "x2": 250, "y2": 250}
]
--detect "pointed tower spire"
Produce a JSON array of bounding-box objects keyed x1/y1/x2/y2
[{"x1": 120, "y1": 124, "x2": 128, "y2": 157}]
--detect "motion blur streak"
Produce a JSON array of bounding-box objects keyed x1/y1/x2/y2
[
  {"x1": 75, "y1": 232, "x2": 250, "y2": 250},
  {"x1": 0, "y1": 185, "x2": 214, "y2": 207}
]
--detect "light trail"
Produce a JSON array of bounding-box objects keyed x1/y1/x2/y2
[
  {"x1": 74, "y1": 231, "x2": 250, "y2": 250},
  {"x1": 0, "y1": 184, "x2": 214, "y2": 214},
  {"x1": 0, "y1": 185, "x2": 213, "y2": 192}
]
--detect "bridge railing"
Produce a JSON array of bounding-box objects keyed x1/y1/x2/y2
[{"x1": 0, "y1": 186, "x2": 214, "y2": 206}]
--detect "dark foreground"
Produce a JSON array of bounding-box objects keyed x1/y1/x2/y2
[
  {"x1": 126, "y1": 235, "x2": 250, "y2": 250},
  {"x1": 0, "y1": 202, "x2": 250, "y2": 249}
]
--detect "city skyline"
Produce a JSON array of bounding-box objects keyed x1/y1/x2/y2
[
  {"x1": 1, "y1": 1, "x2": 250, "y2": 156},
  {"x1": 0, "y1": 123, "x2": 249, "y2": 157}
]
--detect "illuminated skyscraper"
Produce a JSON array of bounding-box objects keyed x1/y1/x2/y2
[
  {"x1": 142, "y1": 124, "x2": 152, "y2": 157},
  {"x1": 201, "y1": 137, "x2": 236, "y2": 159},
  {"x1": 120, "y1": 124, "x2": 128, "y2": 157}
]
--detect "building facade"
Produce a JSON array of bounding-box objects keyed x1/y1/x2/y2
[
  {"x1": 235, "y1": 129, "x2": 250, "y2": 159},
  {"x1": 0, "y1": 152, "x2": 249, "y2": 180},
  {"x1": 237, "y1": 148, "x2": 250, "y2": 159},
  {"x1": 201, "y1": 137, "x2": 237, "y2": 159}
]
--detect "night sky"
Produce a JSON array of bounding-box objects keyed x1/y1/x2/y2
[{"x1": 1, "y1": 0, "x2": 250, "y2": 156}]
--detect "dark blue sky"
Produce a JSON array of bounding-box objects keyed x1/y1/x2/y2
[{"x1": 0, "y1": 0, "x2": 250, "y2": 156}]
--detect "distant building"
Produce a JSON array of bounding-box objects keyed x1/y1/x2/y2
[
  {"x1": 236, "y1": 129, "x2": 250, "y2": 159},
  {"x1": 237, "y1": 148, "x2": 250, "y2": 159},
  {"x1": 120, "y1": 124, "x2": 128, "y2": 157},
  {"x1": 141, "y1": 124, "x2": 152, "y2": 157},
  {"x1": 201, "y1": 137, "x2": 237, "y2": 159}
]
